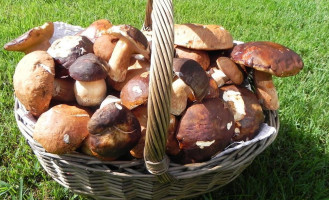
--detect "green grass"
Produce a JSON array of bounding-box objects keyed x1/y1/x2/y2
[{"x1": 1, "y1": 0, "x2": 328, "y2": 199}]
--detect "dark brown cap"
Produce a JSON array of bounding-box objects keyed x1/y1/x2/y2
[
  {"x1": 69, "y1": 53, "x2": 108, "y2": 81},
  {"x1": 231, "y1": 41, "x2": 303, "y2": 77}
]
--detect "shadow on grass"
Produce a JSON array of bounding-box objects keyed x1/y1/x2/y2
[{"x1": 191, "y1": 119, "x2": 329, "y2": 200}]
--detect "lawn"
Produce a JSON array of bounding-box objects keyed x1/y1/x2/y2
[{"x1": 1, "y1": 0, "x2": 328, "y2": 199}]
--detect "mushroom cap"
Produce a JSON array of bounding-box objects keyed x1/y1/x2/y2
[
  {"x1": 174, "y1": 23, "x2": 233, "y2": 50},
  {"x1": 108, "y1": 24, "x2": 149, "y2": 58},
  {"x1": 174, "y1": 46, "x2": 210, "y2": 70},
  {"x1": 69, "y1": 53, "x2": 108, "y2": 81},
  {"x1": 120, "y1": 71, "x2": 150, "y2": 110},
  {"x1": 93, "y1": 34, "x2": 119, "y2": 62},
  {"x1": 231, "y1": 41, "x2": 303, "y2": 77},
  {"x1": 216, "y1": 57, "x2": 244, "y2": 85},
  {"x1": 78, "y1": 19, "x2": 113, "y2": 42},
  {"x1": 13, "y1": 51, "x2": 55, "y2": 116},
  {"x1": 47, "y1": 35, "x2": 94, "y2": 69},
  {"x1": 173, "y1": 58, "x2": 209, "y2": 101},
  {"x1": 85, "y1": 102, "x2": 141, "y2": 159},
  {"x1": 219, "y1": 85, "x2": 265, "y2": 141},
  {"x1": 52, "y1": 78, "x2": 75, "y2": 102},
  {"x1": 175, "y1": 98, "x2": 235, "y2": 164},
  {"x1": 4, "y1": 22, "x2": 54, "y2": 54},
  {"x1": 33, "y1": 104, "x2": 90, "y2": 154}
]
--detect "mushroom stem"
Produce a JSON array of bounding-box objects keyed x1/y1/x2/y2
[
  {"x1": 253, "y1": 70, "x2": 279, "y2": 110},
  {"x1": 210, "y1": 68, "x2": 229, "y2": 87},
  {"x1": 74, "y1": 79, "x2": 107, "y2": 107},
  {"x1": 108, "y1": 39, "x2": 134, "y2": 82},
  {"x1": 170, "y1": 78, "x2": 191, "y2": 115}
]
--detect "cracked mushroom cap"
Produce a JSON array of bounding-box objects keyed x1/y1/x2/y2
[
  {"x1": 33, "y1": 104, "x2": 90, "y2": 154},
  {"x1": 173, "y1": 58, "x2": 209, "y2": 102},
  {"x1": 219, "y1": 85, "x2": 264, "y2": 141},
  {"x1": 175, "y1": 98, "x2": 235, "y2": 164},
  {"x1": 4, "y1": 22, "x2": 54, "y2": 54},
  {"x1": 82, "y1": 102, "x2": 141, "y2": 160},
  {"x1": 174, "y1": 23, "x2": 233, "y2": 50},
  {"x1": 47, "y1": 35, "x2": 93, "y2": 69},
  {"x1": 231, "y1": 41, "x2": 303, "y2": 77},
  {"x1": 13, "y1": 51, "x2": 55, "y2": 117}
]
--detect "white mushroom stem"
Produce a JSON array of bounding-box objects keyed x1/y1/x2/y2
[
  {"x1": 74, "y1": 79, "x2": 107, "y2": 107},
  {"x1": 108, "y1": 38, "x2": 134, "y2": 82},
  {"x1": 170, "y1": 78, "x2": 192, "y2": 116},
  {"x1": 210, "y1": 68, "x2": 229, "y2": 87},
  {"x1": 253, "y1": 70, "x2": 279, "y2": 110},
  {"x1": 100, "y1": 95, "x2": 121, "y2": 109}
]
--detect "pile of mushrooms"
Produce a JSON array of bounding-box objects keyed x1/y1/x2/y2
[{"x1": 5, "y1": 20, "x2": 303, "y2": 164}]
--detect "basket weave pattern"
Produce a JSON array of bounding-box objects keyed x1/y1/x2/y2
[{"x1": 14, "y1": 0, "x2": 279, "y2": 199}]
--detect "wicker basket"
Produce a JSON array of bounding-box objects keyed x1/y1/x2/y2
[{"x1": 14, "y1": 0, "x2": 280, "y2": 199}]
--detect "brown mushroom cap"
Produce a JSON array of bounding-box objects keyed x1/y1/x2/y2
[
  {"x1": 84, "y1": 102, "x2": 141, "y2": 160},
  {"x1": 93, "y1": 34, "x2": 119, "y2": 62},
  {"x1": 174, "y1": 23, "x2": 233, "y2": 50},
  {"x1": 120, "y1": 71, "x2": 150, "y2": 110},
  {"x1": 231, "y1": 41, "x2": 303, "y2": 77},
  {"x1": 78, "y1": 19, "x2": 113, "y2": 42},
  {"x1": 174, "y1": 46, "x2": 210, "y2": 70},
  {"x1": 52, "y1": 78, "x2": 75, "y2": 102},
  {"x1": 4, "y1": 22, "x2": 54, "y2": 54},
  {"x1": 33, "y1": 104, "x2": 90, "y2": 154},
  {"x1": 175, "y1": 98, "x2": 235, "y2": 164},
  {"x1": 47, "y1": 35, "x2": 94, "y2": 69},
  {"x1": 219, "y1": 85, "x2": 265, "y2": 141},
  {"x1": 13, "y1": 51, "x2": 55, "y2": 116},
  {"x1": 69, "y1": 53, "x2": 108, "y2": 82},
  {"x1": 173, "y1": 58, "x2": 209, "y2": 101},
  {"x1": 216, "y1": 57, "x2": 244, "y2": 85}
]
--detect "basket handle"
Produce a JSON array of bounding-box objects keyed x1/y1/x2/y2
[{"x1": 142, "y1": 0, "x2": 175, "y2": 183}]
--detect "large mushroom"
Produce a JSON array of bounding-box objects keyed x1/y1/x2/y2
[
  {"x1": 4, "y1": 22, "x2": 54, "y2": 54},
  {"x1": 81, "y1": 102, "x2": 141, "y2": 160},
  {"x1": 69, "y1": 53, "x2": 108, "y2": 107},
  {"x1": 33, "y1": 104, "x2": 90, "y2": 154},
  {"x1": 107, "y1": 24, "x2": 150, "y2": 82},
  {"x1": 47, "y1": 35, "x2": 94, "y2": 69},
  {"x1": 171, "y1": 58, "x2": 209, "y2": 115},
  {"x1": 231, "y1": 41, "x2": 304, "y2": 110},
  {"x1": 13, "y1": 51, "x2": 55, "y2": 117},
  {"x1": 175, "y1": 98, "x2": 235, "y2": 164},
  {"x1": 219, "y1": 85, "x2": 264, "y2": 141}
]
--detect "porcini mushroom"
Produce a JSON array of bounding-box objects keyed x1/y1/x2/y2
[
  {"x1": 4, "y1": 22, "x2": 54, "y2": 54},
  {"x1": 208, "y1": 57, "x2": 244, "y2": 87},
  {"x1": 81, "y1": 102, "x2": 141, "y2": 160},
  {"x1": 219, "y1": 85, "x2": 264, "y2": 141},
  {"x1": 52, "y1": 78, "x2": 75, "y2": 102},
  {"x1": 175, "y1": 98, "x2": 235, "y2": 164},
  {"x1": 69, "y1": 53, "x2": 108, "y2": 106},
  {"x1": 231, "y1": 41, "x2": 304, "y2": 110},
  {"x1": 174, "y1": 23, "x2": 233, "y2": 50},
  {"x1": 13, "y1": 51, "x2": 55, "y2": 116},
  {"x1": 174, "y1": 46, "x2": 210, "y2": 70},
  {"x1": 107, "y1": 24, "x2": 150, "y2": 82},
  {"x1": 171, "y1": 58, "x2": 209, "y2": 115},
  {"x1": 93, "y1": 34, "x2": 119, "y2": 62},
  {"x1": 77, "y1": 19, "x2": 113, "y2": 42},
  {"x1": 47, "y1": 35, "x2": 94, "y2": 69},
  {"x1": 33, "y1": 104, "x2": 90, "y2": 154}
]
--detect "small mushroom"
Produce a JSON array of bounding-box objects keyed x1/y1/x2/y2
[
  {"x1": 47, "y1": 35, "x2": 94, "y2": 69},
  {"x1": 231, "y1": 41, "x2": 304, "y2": 110},
  {"x1": 175, "y1": 98, "x2": 235, "y2": 164},
  {"x1": 208, "y1": 57, "x2": 244, "y2": 87},
  {"x1": 69, "y1": 53, "x2": 108, "y2": 107},
  {"x1": 33, "y1": 104, "x2": 90, "y2": 154},
  {"x1": 77, "y1": 19, "x2": 113, "y2": 42},
  {"x1": 107, "y1": 24, "x2": 150, "y2": 82},
  {"x1": 174, "y1": 46, "x2": 210, "y2": 70},
  {"x1": 4, "y1": 22, "x2": 54, "y2": 54},
  {"x1": 93, "y1": 34, "x2": 119, "y2": 62},
  {"x1": 219, "y1": 85, "x2": 264, "y2": 141},
  {"x1": 81, "y1": 102, "x2": 141, "y2": 160},
  {"x1": 13, "y1": 51, "x2": 55, "y2": 116},
  {"x1": 171, "y1": 58, "x2": 209, "y2": 115},
  {"x1": 174, "y1": 23, "x2": 233, "y2": 50},
  {"x1": 120, "y1": 71, "x2": 150, "y2": 110}
]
